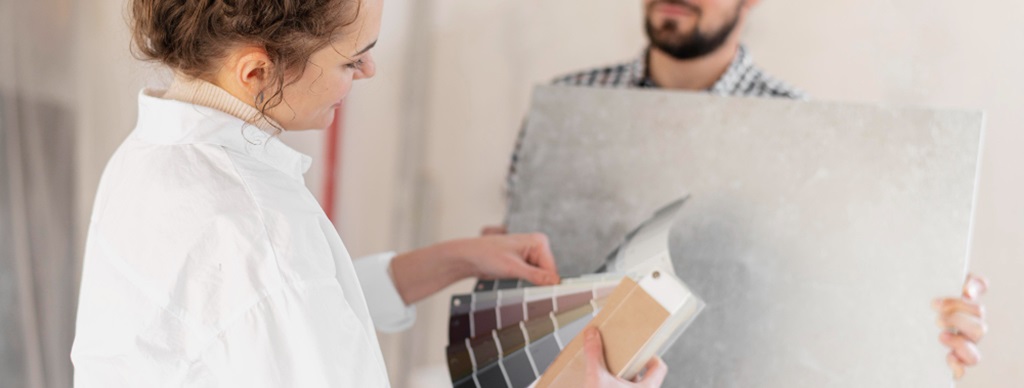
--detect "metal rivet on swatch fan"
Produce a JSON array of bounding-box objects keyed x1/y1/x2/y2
[
  {"x1": 453, "y1": 298, "x2": 462, "y2": 307},
  {"x1": 652, "y1": 271, "x2": 660, "y2": 279}
]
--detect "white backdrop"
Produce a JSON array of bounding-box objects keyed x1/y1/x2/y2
[{"x1": 66, "y1": 0, "x2": 1024, "y2": 387}]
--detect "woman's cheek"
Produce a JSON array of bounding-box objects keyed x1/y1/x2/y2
[{"x1": 337, "y1": 80, "x2": 354, "y2": 102}]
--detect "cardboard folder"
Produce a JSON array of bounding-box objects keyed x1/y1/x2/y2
[{"x1": 535, "y1": 270, "x2": 704, "y2": 387}]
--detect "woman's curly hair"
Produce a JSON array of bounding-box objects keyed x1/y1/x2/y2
[{"x1": 130, "y1": 0, "x2": 360, "y2": 116}]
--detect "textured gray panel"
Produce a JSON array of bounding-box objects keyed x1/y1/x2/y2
[{"x1": 506, "y1": 86, "x2": 983, "y2": 387}]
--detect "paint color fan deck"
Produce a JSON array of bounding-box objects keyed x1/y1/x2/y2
[
  {"x1": 446, "y1": 196, "x2": 702, "y2": 387},
  {"x1": 447, "y1": 277, "x2": 613, "y2": 388},
  {"x1": 448, "y1": 271, "x2": 705, "y2": 388}
]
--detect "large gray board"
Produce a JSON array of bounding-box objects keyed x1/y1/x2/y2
[{"x1": 506, "y1": 86, "x2": 983, "y2": 387}]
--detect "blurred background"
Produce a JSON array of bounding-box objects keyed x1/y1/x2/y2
[{"x1": 2, "y1": 0, "x2": 1022, "y2": 387}]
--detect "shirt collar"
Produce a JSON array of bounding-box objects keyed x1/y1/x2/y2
[
  {"x1": 132, "y1": 77, "x2": 313, "y2": 180},
  {"x1": 635, "y1": 44, "x2": 752, "y2": 92},
  {"x1": 707, "y1": 45, "x2": 752, "y2": 95}
]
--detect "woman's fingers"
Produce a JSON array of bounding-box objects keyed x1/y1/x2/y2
[
  {"x1": 636, "y1": 357, "x2": 667, "y2": 387},
  {"x1": 582, "y1": 326, "x2": 616, "y2": 387},
  {"x1": 510, "y1": 259, "x2": 559, "y2": 286},
  {"x1": 481, "y1": 225, "x2": 507, "y2": 236},
  {"x1": 584, "y1": 327, "x2": 608, "y2": 373},
  {"x1": 939, "y1": 331, "x2": 981, "y2": 366},
  {"x1": 511, "y1": 233, "x2": 559, "y2": 285},
  {"x1": 469, "y1": 233, "x2": 559, "y2": 285},
  {"x1": 581, "y1": 326, "x2": 670, "y2": 387},
  {"x1": 523, "y1": 233, "x2": 558, "y2": 273}
]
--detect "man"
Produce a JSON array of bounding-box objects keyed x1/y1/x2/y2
[
  {"x1": 549, "y1": 0, "x2": 801, "y2": 96},
  {"x1": 505, "y1": 0, "x2": 800, "y2": 197},
  {"x1": 491, "y1": 0, "x2": 988, "y2": 381}
]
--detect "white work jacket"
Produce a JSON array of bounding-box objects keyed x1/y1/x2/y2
[{"x1": 71, "y1": 83, "x2": 414, "y2": 387}]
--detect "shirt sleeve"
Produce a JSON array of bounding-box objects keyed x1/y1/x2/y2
[{"x1": 352, "y1": 252, "x2": 416, "y2": 333}]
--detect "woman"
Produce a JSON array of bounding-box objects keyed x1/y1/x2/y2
[{"x1": 71, "y1": 0, "x2": 665, "y2": 386}]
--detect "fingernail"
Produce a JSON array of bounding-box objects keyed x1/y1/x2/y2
[{"x1": 586, "y1": 327, "x2": 597, "y2": 340}]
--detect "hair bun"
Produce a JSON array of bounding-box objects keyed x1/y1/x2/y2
[{"x1": 129, "y1": 0, "x2": 357, "y2": 80}]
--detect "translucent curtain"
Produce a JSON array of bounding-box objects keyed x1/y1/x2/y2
[{"x1": 0, "y1": 0, "x2": 79, "y2": 387}]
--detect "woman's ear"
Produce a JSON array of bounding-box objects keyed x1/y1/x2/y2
[{"x1": 233, "y1": 47, "x2": 273, "y2": 98}]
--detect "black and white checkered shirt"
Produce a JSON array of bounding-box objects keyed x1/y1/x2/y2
[
  {"x1": 506, "y1": 45, "x2": 804, "y2": 195},
  {"x1": 550, "y1": 45, "x2": 804, "y2": 97}
]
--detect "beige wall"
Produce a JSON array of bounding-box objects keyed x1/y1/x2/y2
[{"x1": 74, "y1": 0, "x2": 1022, "y2": 387}]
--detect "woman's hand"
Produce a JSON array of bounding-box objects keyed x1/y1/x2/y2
[
  {"x1": 583, "y1": 327, "x2": 667, "y2": 387},
  {"x1": 480, "y1": 225, "x2": 507, "y2": 236},
  {"x1": 390, "y1": 233, "x2": 560, "y2": 304},
  {"x1": 462, "y1": 233, "x2": 560, "y2": 285},
  {"x1": 934, "y1": 273, "x2": 988, "y2": 379}
]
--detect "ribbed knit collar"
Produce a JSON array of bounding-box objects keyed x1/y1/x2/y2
[{"x1": 162, "y1": 75, "x2": 282, "y2": 133}]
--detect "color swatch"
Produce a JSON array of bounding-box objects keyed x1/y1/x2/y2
[
  {"x1": 447, "y1": 298, "x2": 607, "y2": 388},
  {"x1": 448, "y1": 280, "x2": 617, "y2": 344}
]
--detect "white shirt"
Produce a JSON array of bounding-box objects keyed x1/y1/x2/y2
[{"x1": 71, "y1": 79, "x2": 414, "y2": 387}]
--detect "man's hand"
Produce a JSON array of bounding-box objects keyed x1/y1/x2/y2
[
  {"x1": 583, "y1": 327, "x2": 667, "y2": 387},
  {"x1": 934, "y1": 273, "x2": 988, "y2": 379}
]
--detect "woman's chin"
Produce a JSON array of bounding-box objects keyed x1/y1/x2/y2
[
  {"x1": 278, "y1": 109, "x2": 338, "y2": 131},
  {"x1": 313, "y1": 110, "x2": 339, "y2": 130},
  {"x1": 283, "y1": 117, "x2": 333, "y2": 132},
  {"x1": 289, "y1": 124, "x2": 328, "y2": 132}
]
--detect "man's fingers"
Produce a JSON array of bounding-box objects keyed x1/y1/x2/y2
[
  {"x1": 932, "y1": 298, "x2": 984, "y2": 320},
  {"x1": 947, "y1": 352, "x2": 965, "y2": 380},
  {"x1": 638, "y1": 357, "x2": 668, "y2": 387},
  {"x1": 963, "y1": 274, "x2": 989, "y2": 301},
  {"x1": 938, "y1": 311, "x2": 987, "y2": 343},
  {"x1": 583, "y1": 327, "x2": 608, "y2": 374},
  {"x1": 939, "y1": 332, "x2": 981, "y2": 366}
]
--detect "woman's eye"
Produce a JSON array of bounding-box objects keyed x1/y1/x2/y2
[{"x1": 345, "y1": 59, "x2": 364, "y2": 70}]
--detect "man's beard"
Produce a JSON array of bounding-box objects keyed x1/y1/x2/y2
[{"x1": 644, "y1": 0, "x2": 743, "y2": 60}]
